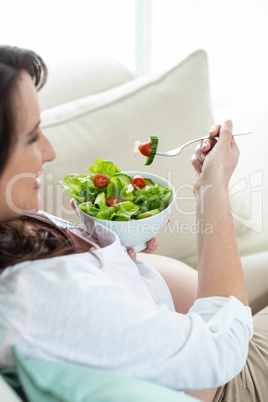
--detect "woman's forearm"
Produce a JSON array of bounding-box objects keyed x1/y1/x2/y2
[{"x1": 196, "y1": 185, "x2": 248, "y2": 305}]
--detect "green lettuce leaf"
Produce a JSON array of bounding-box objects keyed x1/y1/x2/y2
[
  {"x1": 110, "y1": 201, "x2": 139, "y2": 220},
  {"x1": 60, "y1": 174, "x2": 99, "y2": 202},
  {"x1": 107, "y1": 177, "x2": 133, "y2": 202},
  {"x1": 78, "y1": 202, "x2": 99, "y2": 217},
  {"x1": 96, "y1": 204, "x2": 115, "y2": 220},
  {"x1": 133, "y1": 183, "x2": 172, "y2": 212},
  {"x1": 89, "y1": 159, "x2": 120, "y2": 178}
]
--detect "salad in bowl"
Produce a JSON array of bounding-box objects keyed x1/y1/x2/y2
[{"x1": 60, "y1": 159, "x2": 175, "y2": 251}]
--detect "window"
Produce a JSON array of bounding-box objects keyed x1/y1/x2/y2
[{"x1": 0, "y1": 0, "x2": 136, "y2": 72}]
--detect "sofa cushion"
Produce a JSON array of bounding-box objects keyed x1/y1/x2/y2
[
  {"x1": 38, "y1": 57, "x2": 135, "y2": 110},
  {"x1": 0, "y1": 347, "x2": 197, "y2": 402},
  {"x1": 41, "y1": 49, "x2": 214, "y2": 265}
]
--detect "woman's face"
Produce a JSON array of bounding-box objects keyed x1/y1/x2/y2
[{"x1": 0, "y1": 71, "x2": 56, "y2": 221}]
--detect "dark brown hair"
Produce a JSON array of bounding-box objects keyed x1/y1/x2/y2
[
  {"x1": 0, "y1": 46, "x2": 75, "y2": 271},
  {"x1": 0, "y1": 45, "x2": 47, "y2": 175},
  {"x1": 0, "y1": 217, "x2": 75, "y2": 272}
]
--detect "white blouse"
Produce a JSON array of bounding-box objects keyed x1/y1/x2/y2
[{"x1": 0, "y1": 218, "x2": 253, "y2": 392}]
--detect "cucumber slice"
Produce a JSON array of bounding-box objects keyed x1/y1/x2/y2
[
  {"x1": 94, "y1": 192, "x2": 106, "y2": 207},
  {"x1": 144, "y1": 178, "x2": 154, "y2": 187},
  {"x1": 144, "y1": 136, "x2": 159, "y2": 165},
  {"x1": 163, "y1": 189, "x2": 172, "y2": 209},
  {"x1": 114, "y1": 173, "x2": 132, "y2": 185},
  {"x1": 136, "y1": 209, "x2": 160, "y2": 219}
]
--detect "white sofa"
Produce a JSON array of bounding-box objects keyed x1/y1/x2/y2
[
  {"x1": 1, "y1": 47, "x2": 267, "y2": 402},
  {"x1": 39, "y1": 49, "x2": 267, "y2": 267}
]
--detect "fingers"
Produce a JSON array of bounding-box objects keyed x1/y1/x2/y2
[
  {"x1": 194, "y1": 143, "x2": 207, "y2": 164},
  {"x1": 141, "y1": 238, "x2": 158, "y2": 254},
  {"x1": 193, "y1": 137, "x2": 217, "y2": 166},
  {"x1": 200, "y1": 124, "x2": 221, "y2": 153},
  {"x1": 70, "y1": 199, "x2": 79, "y2": 217},
  {"x1": 218, "y1": 120, "x2": 233, "y2": 146},
  {"x1": 219, "y1": 119, "x2": 240, "y2": 158},
  {"x1": 191, "y1": 153, "x2": 203, "y2": 173},
  {"x1": 191, "y1": 124, "x2": 221, "y2": 172},
  {"x1": 209, "y1": 124, "x2": 221, "y2": 138},
  {"x1": 199, "y1": 140, "x2": 211, "y2": 154},
  {"x1": 194, "y1": 124, "x2": 221, "y2": 163},
  {"x1": 127, "y1": 238, "x2": 157, "y2": 261},
  {"x1": 127, "y1": 248, "x2": 136, "y2": 261}
]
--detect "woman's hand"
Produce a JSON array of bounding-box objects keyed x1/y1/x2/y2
[
  {"x1": 191, "y1": 120, "x2": 240, "y2": 196},
  {"x1": 70, "y1": 199, "x2": 157, "y2": 262},
  {"x1": 127, "y1": 238, "x2": 158, "y2": 262}
]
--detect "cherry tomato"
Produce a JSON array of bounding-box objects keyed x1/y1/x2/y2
[
  {"x1": 132, "y1": 175, "x2": 146, "y2": 189},
  {"x1": 93, "y1": 173, "x2": 109, "y2": 188},
  {"x1": 139, "y1": 142, "x2": 152, "y2": 157},
  {"x1": 107, "y1": 196, "x2": 122, "y2": 207}
]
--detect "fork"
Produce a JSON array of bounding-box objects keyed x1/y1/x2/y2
[{"x1": 155, "y1": 131, "x2": 252, "y2": 157}]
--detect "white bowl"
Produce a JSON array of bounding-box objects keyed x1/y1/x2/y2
[{"x1": 75, "y1": 171, "x2": 175, "y2": 252}]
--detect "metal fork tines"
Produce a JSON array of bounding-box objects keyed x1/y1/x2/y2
[{"x1": 155, "y1": 131, "x2": 252, "y2": 157}]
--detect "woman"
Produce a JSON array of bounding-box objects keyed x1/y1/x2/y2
[{"x1": 0, "y1": 45, "x2": 267, "y2": 402}]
